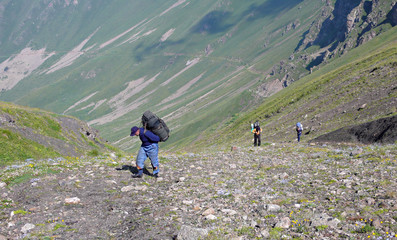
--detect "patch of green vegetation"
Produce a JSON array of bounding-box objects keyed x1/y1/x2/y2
[
  {"x1": 14, "y1": 209, "x2": 29, "y2": 215},
  {"x1": 264, "y1": 164, "x2": 290, "y2": 171},
  {"x1": 373, "y1": 209, "x2": 389, "y2": 215},
  {"x1": 141, "y1": 207, "x2": 151, "y2": 213},
  {"x1": 325, "y1": 179, "x2": 337, "y2": 185},
  {"x1": 5, "y1": 173, "x2": 35, "y2": 186},
  {"x1": 269, "y1": 227, "x2": 283, "y2": 238},
  {"x1": 235, "y1": 226, "x2": 255, "y2": 238},
  {"x1": 354, "y1": 224, "x2": 376, "y2": 233},
  {"x1": 53, "y1": 223, "x2": 67, "y2": 231},
  {"x1": 207, "y1": 228, "x2": 229, "y2": 239},
  {"x1": 87, "y1": 149, "x2": 99, "y2": 157},
  {"x1": 0, "y1": 129, "x2": 60, "y2": 164},
  {"x1": 316, "y1": 225, "x2": 328, "y2": 231}
]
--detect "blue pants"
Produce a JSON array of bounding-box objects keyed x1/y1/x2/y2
[
  {"x1": 136, "y1": 143, "x2": 159, "y2": 174},
  {"x1": 297, "y1": 130, "x2": 302, "y2": 142}
]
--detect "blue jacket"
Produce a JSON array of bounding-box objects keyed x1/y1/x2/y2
[{"x1": 138, "y1": 128, "x2": 160, "y2": 147}]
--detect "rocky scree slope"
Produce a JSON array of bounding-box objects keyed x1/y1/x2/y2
[{"x1": 0, "y1": 143, "x2": 396, "y2": 239}]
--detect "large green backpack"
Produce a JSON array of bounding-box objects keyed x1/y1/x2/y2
[{"x1": 141, "y1": 111, "x2": 170, "y2": 142}]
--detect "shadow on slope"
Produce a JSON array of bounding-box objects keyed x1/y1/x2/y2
[
  {"x1": 245, "y1": 0, "x2": 303, "y2": 21},
  {"x1": 310, "y1": 115, "x2": 397, "y2": 144},
  {"x1": 191, "y1": 11, "x2": 234, "y2": 34}
]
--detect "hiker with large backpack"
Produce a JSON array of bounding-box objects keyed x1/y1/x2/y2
[
  {"x1": 130, "y1": 111, "x2": 170, "y2": 178},
  {"x1": 252, "y1": 120, "x2": 262, "y2": 146},
  {"x1": 296, "y1": 122, "x2": 303, "y2": 142},
  {"x1": 130, "y1": 126, "x2": 160, "y2": 178}
]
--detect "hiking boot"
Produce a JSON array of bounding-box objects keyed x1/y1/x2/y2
[
  {"x1": 153, "y1": 173, "x2": 159, "y2": 178},
  {"x1": 131, "y1": 173, "x2": 143, "y2": 178}
]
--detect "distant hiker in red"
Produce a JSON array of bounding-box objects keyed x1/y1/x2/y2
[
  {"x1": 252, "y1": 120, "x2": 262, "y2": 146},
  {"x1": 130, "y1": 126, "x2": 160, "y2": 178},
  {"x1": 296, "y1": 122, "x2": 303, "y2": 142}
]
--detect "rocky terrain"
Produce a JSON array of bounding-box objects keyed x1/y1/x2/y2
[{"x1": 0, "y1": 142, "x2": 396, "y2": 239}]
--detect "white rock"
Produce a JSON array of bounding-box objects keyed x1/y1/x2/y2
[
  {"x1": 134, "y1": 185, "x2": 148, "y2": 191},
  {"x1": 204, "y1": 214, "x2": 217, "y2": 220},
  {"x1": 106, "y1": 180, "x2": 117, "y2": 185},
  {"x1": 261, "y1": 229, "x2": 270, "y2": 238},
  {"x1": 275, "y1": 217, "x2": 291, "y2": 229},
  {"x1": 156, "y1": 177, "x2": 164, "y2": 182},
  {"x1": 182, "y1": 200, "x2": 193, "y2": 205},
  {"x1": 121, "y1": 185, "x2": 134, "y2": 192},
  {"x1": 0, "y1": 182, "x2": 6, "y2": 188},
  {"x1": 311, "y1": 213, "x2": 341, "y2": 228},
  {"x1": 202, "y1": 208, "x2": 215, "y2": 216},
  {"x1": 177, "y1": 225, "x2": 208, "y2": 240},
  {"x1": 65, "y1": 197, "x2": 81, "y2": 204},
  {"x1": 21, "y1": 223, "x2": 35, "y2": 233},
  {"x1": 264, "y1": 204, "x2": 281, "y2": 212},
  {"x1": 221, "y1": 209, "x2": 237, "y2": 215}
]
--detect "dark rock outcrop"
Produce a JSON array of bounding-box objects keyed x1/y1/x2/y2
[{"x1": 311, "y1": 115, "x2": 397, "y2": 144}]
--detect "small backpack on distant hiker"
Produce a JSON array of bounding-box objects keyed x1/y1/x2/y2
[
  {"x1": 141, "y1": 111, "x2": 170, "y2": 142},
  {"x1": 296, "y1": 122, "x2": 303, "y2": 131},
  {"x1": 253, "y1": 120, "x2": 260, "y2": 128}
]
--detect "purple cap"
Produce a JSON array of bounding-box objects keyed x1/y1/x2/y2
[{"x1": 130, "y1": 126, "x2": 139, "y2": 136}]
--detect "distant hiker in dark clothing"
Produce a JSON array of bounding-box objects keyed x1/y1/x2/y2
[
  {"x1": 252, "y1": 120, "x2": 262, "y2": 146},
  {"x1": 296, "y1": 122, "x2": 303, "y2": 142},
  {"x1": 130, "y1": 126, "x2": 160, "y2": 178}
]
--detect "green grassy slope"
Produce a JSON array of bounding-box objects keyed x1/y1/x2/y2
[
  {"x1": 0, "y1": 101, "x2": 120, "y2": 164},
  {"x1": 193, "y1": 27, "x2": 397, "y2": 151}
]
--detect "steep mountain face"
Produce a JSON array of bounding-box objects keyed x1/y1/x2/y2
[
  {"x1": 259, "y1": 0, "x2": 397, "y2": 93},
  {"x1": 0, "y1": 0, "x2": 395, "y2": 151}
]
